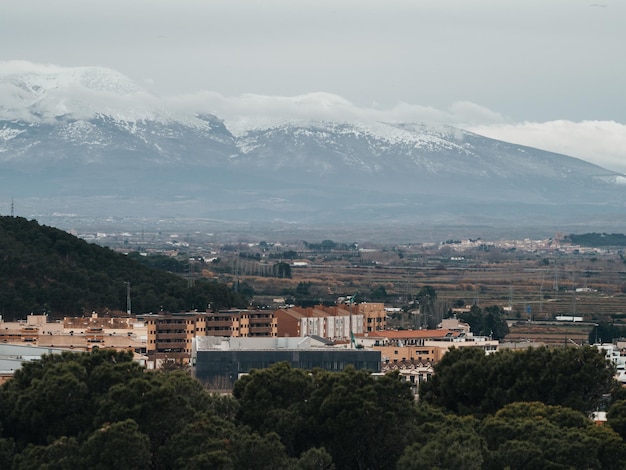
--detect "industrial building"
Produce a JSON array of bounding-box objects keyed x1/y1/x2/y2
[
  {"x1": 192, "y1": 336, "x2": 381, "y2": 388},
  {"x1": 0, "y1": 343, "x2": 67, "y2": 384}
]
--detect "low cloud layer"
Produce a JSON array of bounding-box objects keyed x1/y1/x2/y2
[
  {"x1": 2, "y1": 61, "x2": 625, "y2": 174},
  {"x1": 468, "y1": 121, "x2": 626, "y2": 174},
  {"x1": 165, "y1": 91, "x2": 507, "y2": 134},
  {"x1": 169, "y1": 91, "x2": 626, "y2": 174}
]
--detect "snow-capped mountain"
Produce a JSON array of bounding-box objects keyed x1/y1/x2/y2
[
  {"x1": 1, "y1": 61, "x2": 625, "y2": 228},
  {"x1": 235, "y1": 120, "x2": 619, "y2": 181}
]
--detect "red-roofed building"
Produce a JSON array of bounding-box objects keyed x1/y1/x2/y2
[
  {"x1": 274, "y1": 305, "x2": 364, "y2": 340},
  {"x1": 361, "y1": 326, "x2": 498, "y2": 363},
  {"x1": 366, "y1": 329, "x2": 461, "y2": 346}
]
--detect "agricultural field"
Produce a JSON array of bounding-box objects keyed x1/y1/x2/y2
[{"x1": 208, "y1": 239, "x2": 626, "y2": 326}]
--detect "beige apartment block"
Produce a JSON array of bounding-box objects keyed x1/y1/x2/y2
[
  {"x1": 275, "y1": 305, "x2": 364, "y2": 340},
  {"x1": 139, "y1": 312, "x2": 206, "y2": 367},
  {"x1": 366, "y1": 328, "x2": 498, "y2": 363},
  {"x1": 1, "y1": 313, "x2": 147, "y2": 356},
  {"x1": 203, "y1": 310, "x2": 277, "y2": 338},
  {"x1": 356, "y1": 302, "x2": 386, "y2": 332}
]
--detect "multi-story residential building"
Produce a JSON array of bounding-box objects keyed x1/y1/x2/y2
[
  {"x1": 272, "y1": 307, "x2": 306, "y2": 337},
  {"x1": 204, "y1": 310, "x2": 249, "y2": 337},
  {"x1": 320, "y1": 305, "x2": 363, "y2": 338},
  {"x1": 204, "y1": 309, "x2": 277, "y2": 337},
  {"x1": 380, "y1": 359, "x2": 435, "y2": 396},
  {"x1": 364, "y1": 327, "x2": 499, "y2": 363},
  {"x1": 274, "y1": 305, "x2": 364, "y2": 340},
  {"x1": 1, "y1": 310, "x2": 280, "y2": 371},
  {"x1": 247, "y1": 310, "x2": 278, "y2": 337},
  {"x1": 0, "y1": 313, "x2": 147, "y2": 355},
  {"x1": 139, "y1": 312, "x2": 204, "y2": 367},
  {"x1": 356, "y1": 302, "x2": 386, "y2": 332}
]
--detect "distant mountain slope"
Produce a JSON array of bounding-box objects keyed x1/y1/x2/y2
[
  {"x1": 236, "y1": 120, "x2": 614, "y2": 180},
  {"x1": 232, "y1": 121, "x2": 623, "y2": 200},
  {"x1": 0, "y1": 216, "x2": 245, "y2": 320},
  {"x1": 1, "y1": 62, "x2": 625, "y2": 228}
]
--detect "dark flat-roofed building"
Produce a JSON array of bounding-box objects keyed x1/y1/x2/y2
[{"x1": 192, "y1": 336, "x2": 381, "y2": 388}]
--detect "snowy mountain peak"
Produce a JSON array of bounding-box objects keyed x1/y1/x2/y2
[
  {"x1": 0, "y1": 61, "x2": 181, "y2": 124},
  {"x1": 0, "y1": 60, "x2": 145, "y2": 96},
  {"x1": 1, "y1": 62, "x2": 625, "y2": 228}
]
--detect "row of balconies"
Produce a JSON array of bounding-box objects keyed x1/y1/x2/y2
[
  {"x1": 249, "y1": 318, "x2": 277, "y2": 325},
  {"x1": 249, "y1": 327, "x2": 275, "y2": 334},
  {"x1": 204, "y1": 321, "x2": 238, "y2": 328},
  {"x1": 155, "y1": 333, "x2": 188, "y2": 341},
  {"x1": 155, "y1": 339, "x2": 187, "y2": 347}
]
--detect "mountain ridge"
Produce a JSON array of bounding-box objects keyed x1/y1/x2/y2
[{"x1": 1, "y1": 62, "x2": 625, "y2": 231}]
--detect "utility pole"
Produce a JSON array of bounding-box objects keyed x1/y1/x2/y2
[
  {"x1": 188, "y1": 262, "x2": 194, "y2": 288},
  {"x1": 349, "y1": 293, "x2": 358, "y2": 349},
  {"x1": 349, "y1": 297, "x2": 353, "y2": 349},
  {"x1": 125, "y1": 281, "x2": 131, "y2": 315}
]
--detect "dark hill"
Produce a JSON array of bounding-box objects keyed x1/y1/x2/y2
[{"x1": 0, "y1": 216, "x2": 245, "y2": 320}]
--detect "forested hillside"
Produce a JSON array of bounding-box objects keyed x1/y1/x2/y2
[
  {"x1": 567, "y1": 233, "x2": 626, "y2": 247},
  {"x1": 0, "y1": 216, "x2": 246, "y2": 320}
]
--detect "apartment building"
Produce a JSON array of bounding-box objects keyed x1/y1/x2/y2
[
  {"x1": 366, "y1": 327, "x2": 499, "y2": 363},
  {"x1": 0, "y1": 313, "x2": 147, "y2": 354},
  {"x1": 356, "y1": 302, "x2": 386, "y2": 332},
  {"x1": 140, "y1": 313, "x2": 201, "y2": 362},
  {"x1": 204, "y1": 309, "x2": 278, "y2": 337},
  {"x1": 274, "y1": 305, "x2": 364, "y2": 340}
]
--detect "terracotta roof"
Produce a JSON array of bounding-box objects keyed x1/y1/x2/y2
[
  {"x1": 299, "y1": 305, "x2": 352, "y2": 317},
  {"x1": 292, "y1": 307, "x2": 331, "y2": 318},
  {"x1": 275, "y1": 308, "x2": 306, "y2": 319},
  {"x1": 365, "y1": 329, "x2": 460, "y2": 339}
]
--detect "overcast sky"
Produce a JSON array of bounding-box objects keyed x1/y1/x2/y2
[{"x1": 2, "y1": 0, "x2": 626, "y2": 172}]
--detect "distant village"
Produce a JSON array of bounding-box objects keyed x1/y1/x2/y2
[{"x1": 2, "y1": 301, "x2": 624, "y2": 403}]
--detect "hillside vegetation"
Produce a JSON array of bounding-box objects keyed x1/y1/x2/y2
[
  {"x1": 567, "y1": 233, "x2": 626, "y2": 247},
  {"x1": 0, "y1": 216, "x2": 245, "y2": 320}
]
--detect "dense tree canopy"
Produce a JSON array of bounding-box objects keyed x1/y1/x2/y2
[
  {"x1": 0, "y1": 350, "x2": 282, "y2": 469},
  {"x1": 480, "y1": 402, "x2": 626, "y2": 470},
  {"x1": 457, "y1": 304, "x2": 509, "y2": 340},
  {"x1": 592, "y1": 321, "x2": 626, "y2": 344},
  {"x1": 0, "y1": 216, "x2": 246, "y2": 319},
  {"x1": 126, "y1": 252, "x2": 188, "y2": 273},
  {"x1": 398, "y1": 405, "x2": 486, "y2": 470},
  {"x1": 1, "y1": 349, "x2": 625, "y2": 469},
  {"x1": 234, "y1": 363, "x2": 416, "y2": 469},
  {"x1": 566, "y1": 232, "x2": 626, "y2": 247},
  {"x1": 420, "y1": 345, "x2": 618, "y2": 417}
]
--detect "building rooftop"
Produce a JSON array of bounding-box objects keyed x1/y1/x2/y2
[
  {"x1": 194, "y1": 335, "x2": 358, "y2": 351},
  {"x1": 365, "y1": 329, "x2": 460, "y2": 340},
  {"x1": 0, "y1": 344, "x2": 68, "y2": 374}
]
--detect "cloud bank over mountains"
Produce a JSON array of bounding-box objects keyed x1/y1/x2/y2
[
  {"x1": 468, "y1": 121, "x2": 626, "y2": 176},
  {"x1": 2, "y1": 60, "x2": 626, "y2": 234},
  {"x1": 2, "y1": 60, "x2": 625, "y2": 174}
]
